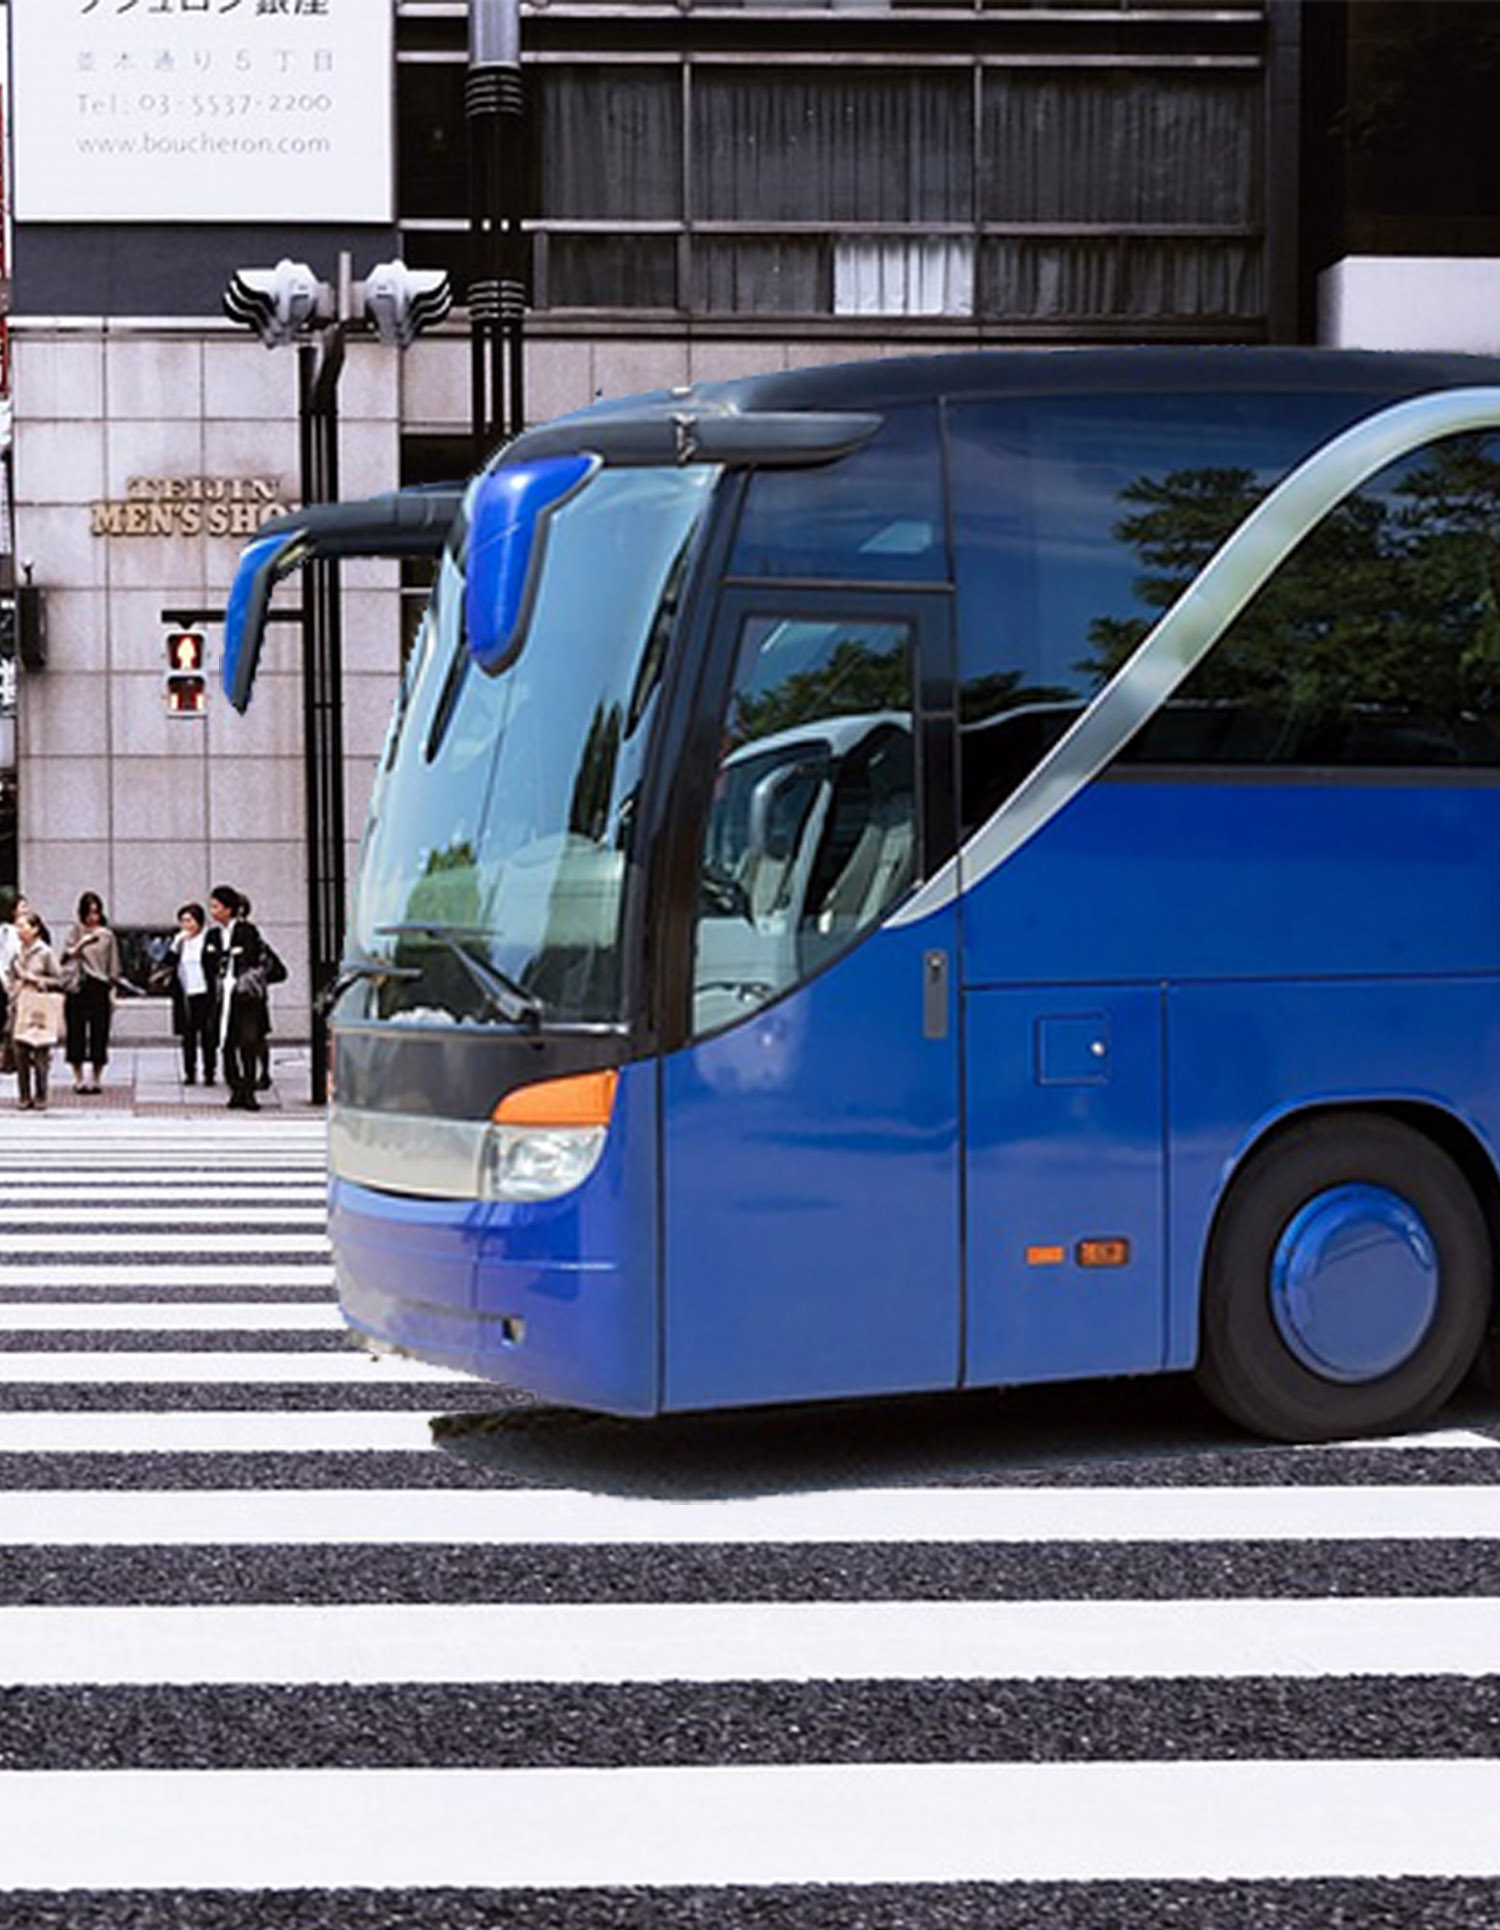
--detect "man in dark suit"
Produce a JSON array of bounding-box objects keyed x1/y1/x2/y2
[{"x1": 203, "y1": 885, "x2": 268, "y2": 1112}]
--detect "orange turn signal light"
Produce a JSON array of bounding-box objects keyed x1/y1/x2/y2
[
  {"x1": 1025, "y1": 1245, "x2": 1067, "y2": 1267},
  {"x1": 1077, "y1": 1238, "x2": 1131, "y2": 1269},
  {"x1": 493, "y1": 1069, "x2": 619, "y2": 1129}
]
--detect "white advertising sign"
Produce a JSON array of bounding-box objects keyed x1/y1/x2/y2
[{"x1": 10, "y1": 0, "x2": 393, "y2": 224}]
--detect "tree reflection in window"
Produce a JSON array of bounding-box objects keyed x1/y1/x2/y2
[
  {"x1": 1092, "y1": 434, "x2": 1500, "y2": 768},
  {"x1": 692, "y1": 614, "x2": 917, "y2": 1036}
]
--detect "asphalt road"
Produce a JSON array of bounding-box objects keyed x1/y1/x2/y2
[{"x1": 1, "y1": 1113, "x2": 1498, "y2": 1928}]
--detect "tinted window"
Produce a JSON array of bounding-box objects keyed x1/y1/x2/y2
[
  {"x1": 950, "y1": 389, "x2": 1400, "y2": 835},
  {"x1": 1126, "y1": 430, "x2": 1500, "y2": 769},
  {"x1": 730, "y1": 405, "x2": 947, "y2": 584},
  {"x1": 693, "y1": 612, "x2": 917, "y2": 1037}
]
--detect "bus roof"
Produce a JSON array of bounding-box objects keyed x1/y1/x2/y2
[{"x1": 499, "y1": 345, "x2": 1500, "y2": 473}]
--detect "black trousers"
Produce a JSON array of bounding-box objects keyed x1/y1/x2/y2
[
  {"x1": 181, "y1": 993, "x2": 216, "y2": 1083},
  {"x1": 65, "y1": 979, "x2": 111, "y2": 1070},
  {"x1": 222, "y1": 990, "x2": 267, "y2": 1104}
]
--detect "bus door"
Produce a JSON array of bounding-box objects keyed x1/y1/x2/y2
[{"x1": 660, "y1": 590, "x2": 962, "y2": 1410}]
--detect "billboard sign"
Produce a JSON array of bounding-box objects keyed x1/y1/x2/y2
[{"x1": 10, "y1": 0, "x2": 393, "y2": 225}]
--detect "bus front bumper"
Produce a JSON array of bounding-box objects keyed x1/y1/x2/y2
[{"x1": 328, "y1": 1089, "x2": 660, "y2": 1415}]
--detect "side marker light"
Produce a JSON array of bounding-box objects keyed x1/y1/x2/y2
[{"x1": 1077, "y1": 1238, "x2": 1131, "y2": 1269}]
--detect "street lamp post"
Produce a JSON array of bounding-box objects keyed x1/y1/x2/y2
[
  {"x1": 222, "y1": 257, "x2": 451, "y2": 1103},
  {"x1": 298, "y1": 308, "x2": 347, "y2": 1107},
  {"x1": 468, "y1": 0, "x2": 527, "y2": 461}
]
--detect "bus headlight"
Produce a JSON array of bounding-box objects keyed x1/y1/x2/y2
[
  {"x1": 482, "y1": 1124, "x2": 609, "y2": 1202},
  {"x1": 482, "y1": 1069, "x2": 619, "y2": 1203}
]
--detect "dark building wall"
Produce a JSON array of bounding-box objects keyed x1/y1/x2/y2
[
  {"x1": 1330, "y1": 0, "x2": 1500, "y2": 262},
  {"x1": 12, "y1": 226, "x2": 398, "y2": 320}
]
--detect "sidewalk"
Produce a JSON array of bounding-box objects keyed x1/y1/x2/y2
[{"x1": 8, "y1": 1044, "x2": 323, "y2": 1118}]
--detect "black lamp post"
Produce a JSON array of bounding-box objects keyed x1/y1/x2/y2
[
  {"x1": 221, "y1": 258, "x2": 452, "y2": 1103},
  {"x1": 467, "y1": 0, "x2": 527, "y2": 461}
]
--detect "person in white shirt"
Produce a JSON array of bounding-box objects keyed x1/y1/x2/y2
[
  {"x1": 0, "y1": 892, "x2": 25, "y2": 1045},
  {"x1": 169, "y1": 901, "x2": 216, "y2": 1087},
  {"x1": 0, "y1": 893, "x2": 22, "y2": 978}
]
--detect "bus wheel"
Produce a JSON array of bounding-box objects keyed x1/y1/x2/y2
[{"x1": 1196, "y1": 1115, "x2": 1491, "y2": 1443}]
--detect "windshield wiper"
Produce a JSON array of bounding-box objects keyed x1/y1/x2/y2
[
  {"x1": 319, "y1": 951, "x2": 422, "y2": 1016},
  {"x1": 375, "y1": 923, "x2": 545, "y2": 1028}
]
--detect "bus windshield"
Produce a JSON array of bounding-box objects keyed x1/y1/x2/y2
[{"x1": 348, "y1": 463, "x2": 719, "y2": 1027}]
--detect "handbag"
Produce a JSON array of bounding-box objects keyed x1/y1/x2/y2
[{"x1": 13, "y1": 987, "x2": 64, "y2": 1047}]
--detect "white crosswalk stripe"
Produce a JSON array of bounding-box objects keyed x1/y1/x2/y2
[
  {"x1": 0, "y1": 1409, "x2": 440, "y2": 1451},
  {"x1": 0, "y1": 1115, "x2": 1497, "y2": 1923},
  {"x1": 7, "y1": 1595, "x2": 1500, "y2": 1685},
  {"x1": 4, "y1": 1760, "x2": 1500, "y2": 1890},
  {"x1": 0, "y1": 1301, "x2": 342, "y2": 1330},
  {"x1": 4, "y1": 1479, "x2": 1500, "y2": 1544},
  {"x1": 0, "y1": 1205, "x2": 330, "y2": 1224},
  {"x1": 0, "y1": 1296, "x2": 341, "y2": 1327},
  {"x1": 0, "y1": 1265, "x2": 332, "y2": 1287}
]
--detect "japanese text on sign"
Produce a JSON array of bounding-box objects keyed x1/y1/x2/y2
[{"x1": 11, "y1": 0, "x2": 392, "y2": 223}]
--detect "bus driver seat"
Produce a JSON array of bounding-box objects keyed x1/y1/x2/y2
[{"x1": 812, "y1": 727, "x2": 916, "y2": 937}]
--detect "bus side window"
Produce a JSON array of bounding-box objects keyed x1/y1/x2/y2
[
  {"x1": 691, "y1": 613, "x2": 917, "y2": 1036},
  {"x1": 948, "y1": 388, "x2": 1372, "y2": 834},
  {"x1": 1122, "y1": 429, "x2": 1500, "y2": 771}
]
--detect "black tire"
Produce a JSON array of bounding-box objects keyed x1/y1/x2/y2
[{"x1": 1196, "y1": 1114, "x2": 1492, "y2": 1443}]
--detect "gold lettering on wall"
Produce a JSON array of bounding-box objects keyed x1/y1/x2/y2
[{"x1": 89, "y1": 477, "x2": 297, "y2": 538}]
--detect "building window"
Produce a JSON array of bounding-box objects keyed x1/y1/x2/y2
[
  {"x1": 540, "y1": 67, "x2": 683, "y2": 222},
  {"x1": 398, "y1": 24, "x2": 1270, "y2": 336},
  {"x1": 834, "y1": 239, "x2": 974, "y2": 318},
  {"x1": 979, "y1": 237, "x2": 1262, "y2": 322},
  {"x1": 980, "y1": 71, "x2": 1261, "y2": 227},
  {"x1": 691, "y1": 69, "x2": 973, "y2": 224}
]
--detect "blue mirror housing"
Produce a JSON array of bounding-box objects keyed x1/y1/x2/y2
[
  {"x1": 464, "y1": 453, "x2": 599, "y2": 673},
  {"x1": 222, "y1": 529, "x2": 309, "y2": 712}
]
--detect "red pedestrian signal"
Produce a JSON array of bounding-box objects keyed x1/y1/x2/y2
[{"x1": 164, "y1": 628, "x2": 207, "y2": 716}]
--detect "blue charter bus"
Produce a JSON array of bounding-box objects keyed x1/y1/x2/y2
[{"x1": 225, "y1": 348, "x2": 1500, "y2": 1441}]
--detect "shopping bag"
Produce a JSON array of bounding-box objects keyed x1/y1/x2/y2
[{"x1": 13, "y1": 987, "x2": 64, "y2": 1047}]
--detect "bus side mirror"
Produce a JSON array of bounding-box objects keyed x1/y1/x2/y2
[
  {"x1": 464, "y1": 453, "x2": 598, "y2": 674},
  {"x1": 222, "y1": 528, "x2": 310, "y2": 713},
  {"x1": 220, "y1": 487, "x2": 465, "y2": 713}
]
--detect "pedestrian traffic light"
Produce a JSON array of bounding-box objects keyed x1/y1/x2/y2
[{"x1": 165, "y1": 627, "x2": 207, "y2": 716}]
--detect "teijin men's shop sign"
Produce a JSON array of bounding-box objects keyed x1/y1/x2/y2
[
  {"x1": 91, "y1": 476, "x2": 297, "y2": 539},
  {"x1": 9, "y1": 0, "x2": 392, "y2": 224}
]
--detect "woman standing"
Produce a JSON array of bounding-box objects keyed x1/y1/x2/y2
[
  {"x1": 61, "y1": 890, "x2": 122, "y2": 1095},
  {"x1": 0, "y1": 891, "x2": 28, "y2": 1047},
  {"x1": 169, "y1": 901, "x2": 216, "y2": 1087},
  {"x1": 8, "y1": 909, "x2": 62, "y2": 1110}
]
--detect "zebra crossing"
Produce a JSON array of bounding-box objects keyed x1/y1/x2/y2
[{"x1": 1, "y1": 1115, "x2": 1500, "y2": 1925}]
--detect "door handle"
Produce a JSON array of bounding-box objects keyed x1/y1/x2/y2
[{"x1": 923, "y1": 949, "x2": 949, "y2": 1041}]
